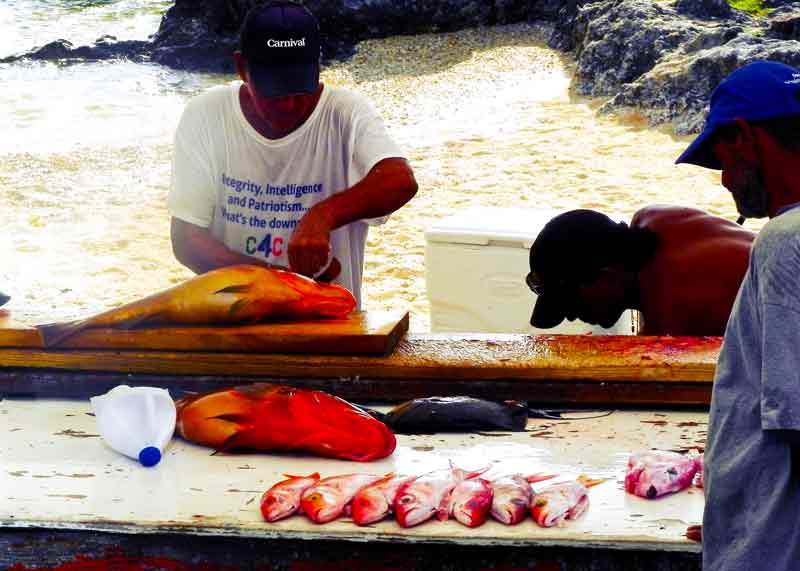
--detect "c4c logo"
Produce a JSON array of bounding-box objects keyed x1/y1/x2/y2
[{"x1": 246, "y1": 235, "x2": 283, "y2": 258}]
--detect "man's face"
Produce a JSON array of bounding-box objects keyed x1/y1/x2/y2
[
  {"x1": 245, "y1": 83, "x2": 318, "y2": 133},
  {"x1": 571, "y1": 274, "x2": 627, "y2": 329},
  {"x1": 712, "y1": 132, "x2": 770, "y2": 219}
]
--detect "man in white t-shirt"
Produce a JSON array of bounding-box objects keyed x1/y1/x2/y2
[{"x1": 168, "y1": 0, "x2": 417, "y2": 307}]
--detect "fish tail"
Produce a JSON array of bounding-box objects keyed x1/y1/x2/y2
[
  {"x1": 37, "y1": 319, "x2": 89, "y2": 347},
  {"x1": 577, "y1": 474, "x2": 607, "y2": 488}
]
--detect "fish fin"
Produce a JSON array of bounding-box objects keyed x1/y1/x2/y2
[
  {"x1": 577, "y1": 475, "x2": 607, "y2": 488},
  {"x1": 214, "y1": 427, "x2": 253, "y2": 453},
  {"x1": 526, "y1": 473, "x2": 558, "y2": 484},
  {"x1": 229, "y1": 298, "x2": 251, "y2": 316},
  {"x1": 37, "y1": 320, "x2": 89, "y2": 347},
  {"x1": 283, "y1": 472, "x2": 321, "y2": 480},
  {"x1": 215, "y1": 284, "x2": 253, "y2": 295}
]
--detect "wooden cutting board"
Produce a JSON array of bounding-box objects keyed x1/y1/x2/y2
[{"x1": 0, "y1": 310, "x2": 409, "y2": 355}]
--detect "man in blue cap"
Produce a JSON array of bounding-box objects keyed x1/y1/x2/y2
[
  {"x1": 677, "y1": 61, "x2": 800, "y2": 569},
  {"x1": 168, "y1": 1, "x2": 417, "y2": 308}
]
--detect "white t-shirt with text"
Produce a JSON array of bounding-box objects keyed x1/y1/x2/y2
[{"x1": 168, "y1": 82, "x2": 405, "y2": 307}]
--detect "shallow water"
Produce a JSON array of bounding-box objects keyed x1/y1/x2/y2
[{"x1": 0, "y1": 3, "x2": 756, "y2": 332}]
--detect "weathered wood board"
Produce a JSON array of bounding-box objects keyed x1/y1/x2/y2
[{"x1": 0, "y1": 309, "x2": 409, "y2": 355}]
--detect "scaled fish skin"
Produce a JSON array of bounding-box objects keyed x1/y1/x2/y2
[
  {"x1": 624, "y1": 450, "x2": 700, "y2": 499},
  {"x1": 351, "y1": 474, "x2": 416, "y2": 526},
  {"x1": 449, "y1": 478, "x2": 493, "y2": 528},
  {"x1": 175, "y1": 383, "x2": 396, "y2": 462},
  {"x1": 37, "y1": 264, "x2": 356, "y2": 346},
  {"x1": 394, "y1": 463, "x2": 489, "y2": 528},
  {"x1": 261, "y1": 472, "x2": 320, "y2": 522},
  {"x1": 531, "y1": 476, "x2": 603, "y2": 528},
  {"x1": 301, "y1": 473, "x2": 390, "y2": 524}
]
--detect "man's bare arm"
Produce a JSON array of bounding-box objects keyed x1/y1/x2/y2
[
  {"x1": 288, "y1": 157, "x2": 418, "y2": 276},
  {"x1": 170, "y1": 218, "x2": 287, "y2": 275}
]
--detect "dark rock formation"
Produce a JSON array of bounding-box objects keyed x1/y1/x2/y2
[{"x1": 546, "y1": 0, "x2": 800, "y2": 134}]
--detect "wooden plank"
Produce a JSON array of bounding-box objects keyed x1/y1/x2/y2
[
  {"x1": 0, "y1": 310, "x2": 409, "y2": 356},
  {"x1": 0, "y1": 334, "x2": 721, "y2": 382},
  {"x1": 0, "y1": 369, "x2": 714, "y2": 404}
]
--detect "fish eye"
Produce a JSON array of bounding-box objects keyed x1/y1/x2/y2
[
  {"x1": 306, "y1": 493, "x2": 320, "y2": 502},
  {"x1": 398, "y1": 495, "x2": 413, "y2": 504}
]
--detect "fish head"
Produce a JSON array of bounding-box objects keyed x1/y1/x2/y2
[
  {"x1": 301, "y1": 487, "x2": 344, "y2": 523},
  {"x1": 260, "y1": 488, "x2": 300, "y2": 522},
  {"x1": 174, "y1": 389, "x2": 252, "y2": 448},
  {"x1": 351, "y1": 488, "x2": 389, "y2": 525},
  {"x1": 394, "y1": 485, "x2": 435, "y2": 528},
  {"x1": 452, "y1": 491, "x2": 493, "y2": 528}
]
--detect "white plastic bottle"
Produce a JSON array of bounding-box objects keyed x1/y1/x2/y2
[{"x1": 90, "y1": 385, "x2": 176, "y2": 467}]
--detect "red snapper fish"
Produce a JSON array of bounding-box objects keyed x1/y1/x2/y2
[
  {"x1": 37, "y1": 264, "x2": 355, "y2": 346},
  {"x1": 624, "y1": 450, "x2": 700, "y2": 499},
  {"x1": 490, "y1": 473, "x2": 557, "y2": 525},
  {"x1": 175, "y1": 384, "x2": 396, "y2": 462},
  {"x1": 694, "y1": 453, "x2": 704, "y2": 488},
  {"x1": 301, "y1": 473, "x2": 391, "y2": 524},
  {"x1": 394, "y1": 463, "x2": 489, "y2": 528},
  {"x1": 351, "y1": 474, "x2": 416, "y2": 526},
  {"x1": 260, "y1": 472, "x2": 320, "y2": 522},
  {"x1": 531, "y1": 476, "x2": 604, "y2": 528},
  {"x1": 449, "y1": 478, "x2": 493, "y2": 528}
]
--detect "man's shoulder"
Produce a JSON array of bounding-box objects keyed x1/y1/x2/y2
[
  {"x1": 753, "y1": 209, "x2": 800, "y2": 256},
  {"x1": 632, "y1": 204, "x2": 710, "y2": 227},
  {"x1": 323, "y1": 86, "x2": 376, "y2": 116}
]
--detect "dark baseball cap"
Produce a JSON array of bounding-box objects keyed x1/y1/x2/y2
[
  {"x1": 527, "y1": 210, "x2": 628, "y2": 328},
  {"x1": 239, "y1": 1, "x2": 321, "y2": 97},
  {"x1": 676, "y1": 60, "x2": 800, "y2": 169}
]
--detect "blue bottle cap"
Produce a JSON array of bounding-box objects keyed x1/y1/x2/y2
[{"x1": 138, "y1": 446, "x2": 161, "y2": 467}]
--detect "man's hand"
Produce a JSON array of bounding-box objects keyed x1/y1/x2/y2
[{"x1": 288, "y1": 207, "x2": 333, "y2": 278}]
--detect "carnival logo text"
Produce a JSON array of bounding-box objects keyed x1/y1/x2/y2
[{"x1": 267, "y1": 38, "x2": 306, "y2": 48}]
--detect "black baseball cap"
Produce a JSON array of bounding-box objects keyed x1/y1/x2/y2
[
  {"x1": 239, "y1": 1, "x2": 321, "y2": 97},
  {"x1": 527, "y1": 210, "x2": 628, "y2": 328}
]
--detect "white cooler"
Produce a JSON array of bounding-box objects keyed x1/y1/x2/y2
[{"x1": 424, "y1": 207, "x2": 635, "y2": 335}]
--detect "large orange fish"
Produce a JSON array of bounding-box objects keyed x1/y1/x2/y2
[
  {"x1": 37, "y1": 264, "x2": 355, "y2": 346},
  {"x1": 175, "y1": 384, "x2": 396, "y2": 462}
]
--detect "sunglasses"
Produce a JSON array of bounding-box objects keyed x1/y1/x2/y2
[{"x1": 526, "y1": 271, "x2": 586, "y2": 297}]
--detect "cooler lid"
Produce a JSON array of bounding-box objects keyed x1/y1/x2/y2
[{"x1": 424, "y1": 207, "x2": 564, "y2": 248}]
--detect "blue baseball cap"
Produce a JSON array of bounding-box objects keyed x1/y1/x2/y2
[
  {"x1": 239, "y1": 1, "x2": 321, "y2": 97},
  {"x1": 676, "y1": 60, "x2": 800, "y2": 169}
]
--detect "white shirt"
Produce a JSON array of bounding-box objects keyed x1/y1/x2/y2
[{"x1": 168, "y1": 82, "x2": 405, "y2": 306}]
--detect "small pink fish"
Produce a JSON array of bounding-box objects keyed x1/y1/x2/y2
[
  {"x1": 301, "y1": 473, "x2": 390, "y2": 524},
  {"x1": 260, "y1": 472, "x2": 320, "y2": 522},
  {"x1": 625, "y1": 450, "x2": 699, "y2": 499},
  {"x1": 394, "y1": 463, "x2": 489, "y2": 528},
  {"x1": 531, "y1": 476, "x2": 603, "y2": 528},
  {"x1": 490, "y1": 473, "x2": 556, "y2": 525},
  {"x1": 351, "y1": 474, "x2": 416, "y2": 526},
  {"x1": 449, "y1": 478, "x2": 493, "y2": 528}
]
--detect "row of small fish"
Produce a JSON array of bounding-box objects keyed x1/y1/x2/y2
[
  {"x1": 261, "y1": 464, "x2": 605, "y2": 529},
  {"x1": 625, "y1": 450, "x2": 704, "y2": 499}
]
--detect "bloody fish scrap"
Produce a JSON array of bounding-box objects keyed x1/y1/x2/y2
[{"x1": 624, "y1": 450, "x2": 700, "y2": 499}]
